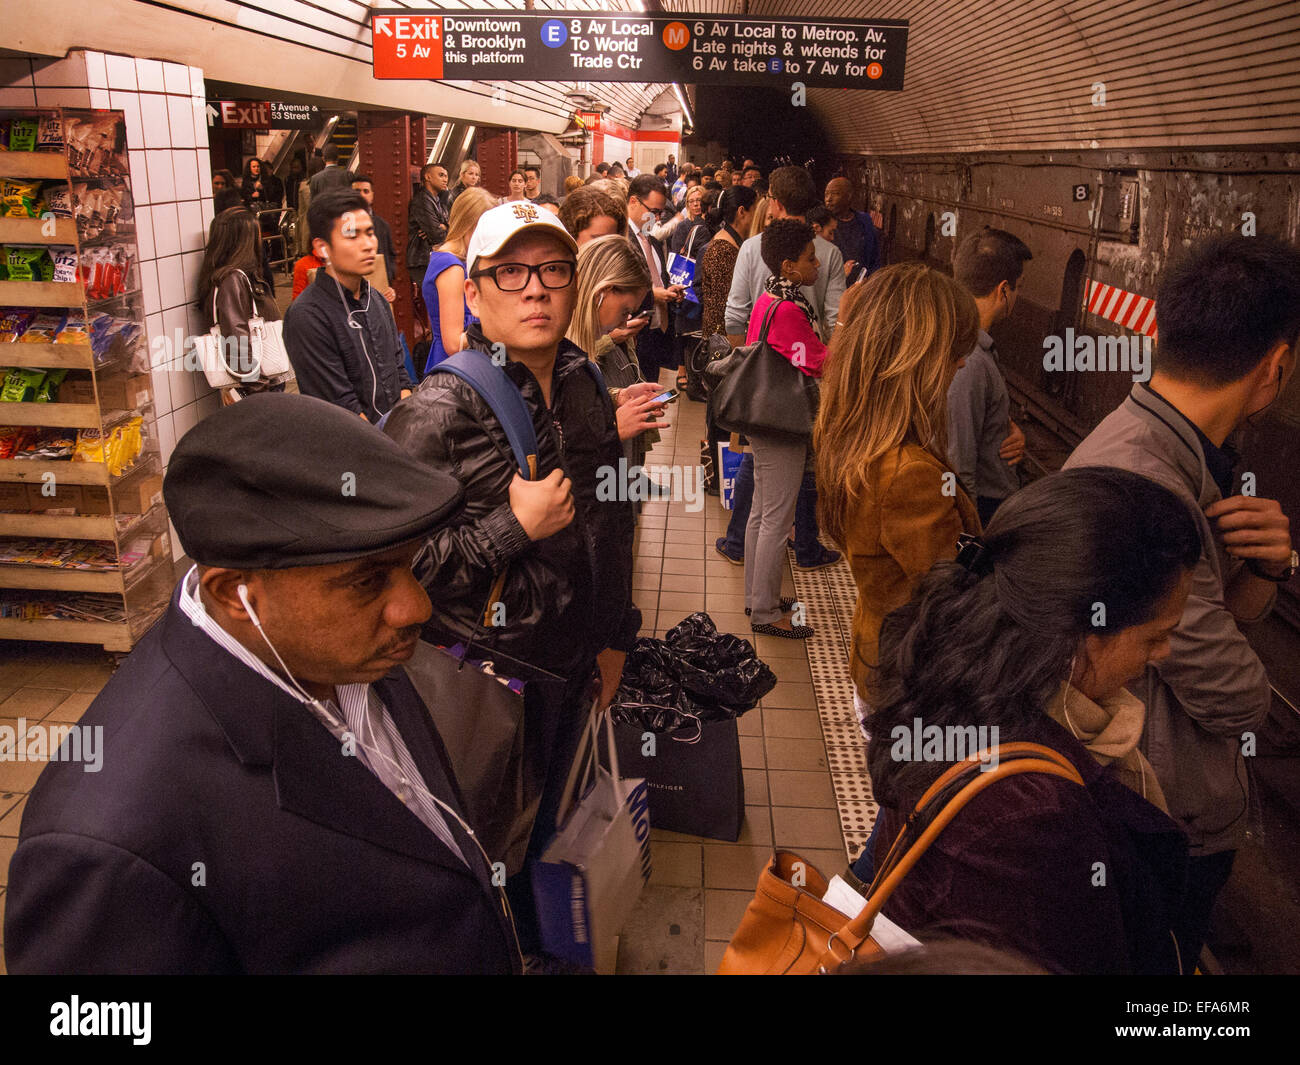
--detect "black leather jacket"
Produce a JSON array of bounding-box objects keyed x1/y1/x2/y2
[
  {"x1": 383, "y1": 325, "x2": 640, "y2": 677},
  {"x1": 406, "y1": 187, "x2": 450, "y2": 271}
]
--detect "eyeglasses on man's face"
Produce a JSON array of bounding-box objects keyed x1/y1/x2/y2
[{"x1": 470, "y1": 260, "x2": 575, "y2": 291}]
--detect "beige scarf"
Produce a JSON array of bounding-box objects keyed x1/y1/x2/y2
[{"x1": 1047, "y1": 683, "x2": 1168, "y2": 814}]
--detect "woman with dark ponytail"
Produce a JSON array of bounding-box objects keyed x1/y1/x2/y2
[{"x1": 865, "y1": 466, "x2": 1200, "y2": 974}]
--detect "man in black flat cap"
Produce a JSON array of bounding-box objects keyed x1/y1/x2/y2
[{"x1": 3, "y1": 394, "x2": 522, "y2": 975}]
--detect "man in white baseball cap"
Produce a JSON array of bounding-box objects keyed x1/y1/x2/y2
[{"x1": 383, "y1": 200, "x2": 641, "y2": 962}]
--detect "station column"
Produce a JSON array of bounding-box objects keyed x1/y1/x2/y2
[
  {"x1": 478, "y1": 128, "x2": 518, "y2": 198},
  {"x1": 356, "y1": 110, "x2": 424, "y2": 343}
]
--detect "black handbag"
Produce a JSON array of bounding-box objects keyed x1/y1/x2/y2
[{"x1": 709, "y1": 299, "x2": 819, "y2": 440}]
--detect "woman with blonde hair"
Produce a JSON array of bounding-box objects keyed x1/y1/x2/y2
[
  {"x1": 421, "y1": 186, "x2": 494, "y2": 374},
  {"x1": 815, "y1": 263, "x2": 982, "y2": 704},
  {"x1": 567, "y1": 235, "x2": 668, "y2": 482},
  {"x1": 448, "y1": 158, "x2": 481, "y2": 207},
  {"x1": 749, "y1": 195, "x2": 772, "y2": 235}
]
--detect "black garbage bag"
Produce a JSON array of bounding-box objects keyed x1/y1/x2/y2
[{"x1": 610, "y1": 611, "x2": 776, "y2": 731}]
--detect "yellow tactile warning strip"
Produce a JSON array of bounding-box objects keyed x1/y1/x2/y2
[{"x1": 788, "y1": 555, "x2": 878, "y2": 863}]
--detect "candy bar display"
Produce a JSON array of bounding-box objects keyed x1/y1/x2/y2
[
  {"x1": 0, "y1": 537, "x2": 120, "y2": 571},
  {"x1": 1, "y1": 106, "x2": 163, "y2": 654},
  {"x1": 0, "y1": 592, "x2": 128, "y2": 624}
]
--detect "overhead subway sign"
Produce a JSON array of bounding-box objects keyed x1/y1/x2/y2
[{"x1": 371, "y1": 12, "x2": 908, "y2": 91}]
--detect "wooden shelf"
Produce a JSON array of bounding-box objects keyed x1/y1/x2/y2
[
  {"x1": 0, "y1": 402, "x2": 101, "y2": 428},
  {"x1": 0, "y1": 280, "x2": 86, "y2": 308},
  {"x1": 0, "y1": 567, "x2": 123, "y2": 593},
  {"x1": 0, "y1": 216, "x2": 78, "y2": 244},
  {"x1": 0, "y1": 342, "x2": 94, "y2": 369},
  {"x1": 0, "y1": 512, "x2": 115, "y2": 539},
  {"x1": 0, "y1": 152, "x2": 69, "y2": 180},
  {"x1": 0, "y1": 616, "x2": 132, "y2": 652},
  {"x1": 0, "y1": 460, "x2": 109, "y2": 486}
]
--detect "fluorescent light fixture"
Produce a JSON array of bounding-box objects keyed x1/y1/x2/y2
[{"x1": 672, "y1": 83, "x2": 694, "y2": 129}]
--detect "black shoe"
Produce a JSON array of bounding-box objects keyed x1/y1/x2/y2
[
  {"x1": 714, "y1": 537, "x2": 744, "y2": 565},
  {"x1": 795, "y1": 547, "x2": 842, "y2": 571},
  {"x1": 751, "y1": 620, "x2": 814, "y2": 639}
]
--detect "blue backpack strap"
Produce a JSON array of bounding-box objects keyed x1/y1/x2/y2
[{"x1": 429, "y1": 349, "x2": 538, "y2": 478}]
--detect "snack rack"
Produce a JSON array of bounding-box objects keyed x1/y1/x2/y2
[{"x1": 0, "y1": 107, "x2": 171, "y2": 653}]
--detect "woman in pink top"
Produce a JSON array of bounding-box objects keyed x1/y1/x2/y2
[{"x1": 743, "y1": 219, "x2": 827, "y2": 637}]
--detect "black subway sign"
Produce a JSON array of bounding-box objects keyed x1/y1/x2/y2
[{"x1": 371, "y1": 11, "x2": 908, "y2": 90}]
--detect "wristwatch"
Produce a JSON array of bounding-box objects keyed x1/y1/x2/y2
[{"x1": 1248, "y1": 549, "x2": 1299, "y2": 582}]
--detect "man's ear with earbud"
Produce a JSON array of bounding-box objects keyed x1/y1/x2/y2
[{"x1": 197, "y1": 568, "x2": 261, "y2": 624}]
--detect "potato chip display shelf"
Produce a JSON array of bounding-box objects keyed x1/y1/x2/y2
[{"x1": 1, "y1": 106, "x2": 167, "y2": 653}]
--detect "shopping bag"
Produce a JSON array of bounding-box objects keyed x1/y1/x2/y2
[
  {"x1": 718, "y1": 439, "x2": 746, "y2": 510},
  {"x1": 666, "y1": 251, "x2": 700, "y2": 305},
  {"x1": 531, "y1": 701, "x2": 652, "y2": 973},
  {"x1": 614, "y1": 717, "x2": 745, "y2": 841},
  {"x1": 402, "y1": 640, "x2": 540, "y2": 877}
]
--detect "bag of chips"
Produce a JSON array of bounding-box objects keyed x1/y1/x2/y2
[
  {"x1": 7, "y1": 245, "x2": 53, "y2": 281},
  {"x1": 44, "y1": 184, "x2": 73, "y2": 217},
  {"x1": 8, "y1": 117, "x2": 38, "y2": 152},
  {"x1": 0, "y1": 426, "x2": 22, "y2": 459},
  {"x1": 55, "y1": 316, "x2": 88, "y2": 345},
  {"x1": 22, "y1": 428, "x2": 76, "y2": 459},
  {"x1": 2, "y1": 179, "x2": 44, "y2": 218},
  {"x1": 35, "y1": 368, "x2": 68, "y2": 402},
  {"x1": 36, "y1": 116, "x2": 64, "y2": 153},
  {"x1": 19, "y1": 312, "x2": 67, "y2": 343},
  {"x1": 106, "y1": 416, "x2": 144, "y2": 476},
  {"x1": 0, "y1": 311, "x2": 34, "y2": 342},
  {"x1": 51, "y1": 247, "x2": 78, "y2": 283},
  {"x1": 74, "y1": 426, "x2": 105, "y2": 463},
  {"x1": 1, "y1": 367, "x2": 46, "y2": 403}
]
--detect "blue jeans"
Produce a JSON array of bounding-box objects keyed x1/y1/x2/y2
[{"x1": 722, "y1": 457, "x2": 822, "y2": 563}]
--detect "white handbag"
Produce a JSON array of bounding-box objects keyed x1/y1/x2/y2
[{"x1": 195, "y1": 270, "x2": 290, "y2": 388}]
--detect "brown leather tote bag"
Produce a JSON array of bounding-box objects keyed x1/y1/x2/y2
[{"x1": 717, "y1": 743, "x2": 1084, "y2": 974}]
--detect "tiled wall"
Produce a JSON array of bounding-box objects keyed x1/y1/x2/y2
[{"x1": 1, "y1": 49, "x2": 220, "y2": 557}]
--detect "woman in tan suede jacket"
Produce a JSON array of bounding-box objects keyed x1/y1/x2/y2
[{"x1": 815, "y1": 264, "x2": 982, "y2": 705}]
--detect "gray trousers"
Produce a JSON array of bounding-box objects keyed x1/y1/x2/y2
[{"x1": 744, "y1": 433, "x2": 808, "y2": 624}]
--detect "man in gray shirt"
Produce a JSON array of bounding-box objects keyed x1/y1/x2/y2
[
  {"x1": 947, "y1": 227, "x2": 1030, "y2": 526},
  {"x1": 1066, "y1": 233, "x2": 1299, "y2": 970},
  {"x1": 724, "y1": 166, "x2": 844, "y2": 343}
]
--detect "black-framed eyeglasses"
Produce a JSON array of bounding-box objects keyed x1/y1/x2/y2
[{"x1": 470, "y1": 260, "x2": 575, "y2": 291}]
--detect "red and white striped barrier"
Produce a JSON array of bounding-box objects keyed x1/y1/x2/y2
[{"x1": 1085, "y1": 279, "x2": 1157, "y2": 339}]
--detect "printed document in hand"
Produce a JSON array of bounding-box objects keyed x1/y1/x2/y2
[{"x1": 823, "y1": 875, "x2": 922, "y2": 954}]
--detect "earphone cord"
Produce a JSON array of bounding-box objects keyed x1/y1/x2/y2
[
  {"x1": 242, "y1": 593, "x2": 524, "y2": 964},
  {"x1": 329, "y1": 270, "x2": 381, "y2": 419}
]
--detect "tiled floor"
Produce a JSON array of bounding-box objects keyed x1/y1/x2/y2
[
  {"x1": 613, "y1": 379, "x2": 875, "y2": 974},
  {"x1": 0, "y1": 373, "x2": 876, "y2": 976}
]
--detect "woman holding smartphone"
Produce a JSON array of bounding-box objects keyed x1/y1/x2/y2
[{"x1": 567, "y1": 235, "x2": 669, "y2": 490}]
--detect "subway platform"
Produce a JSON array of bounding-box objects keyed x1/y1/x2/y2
[{"x1": 0, "y1": 378, "x2": 877, "y2": 976}]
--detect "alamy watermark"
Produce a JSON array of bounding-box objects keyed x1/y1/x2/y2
[
  {"x1": 596, "y1": 459, "x2": 704, "y2": 512},
  {"x1": 0, "y1": 718, "x2": 103, "y2": 772},
  {"x1": 889, "y1": 717, "x2": 1001, "y2": 771},
  {"x1": 1043, "y1": 327, "x2": 1151, "y2": 382}
]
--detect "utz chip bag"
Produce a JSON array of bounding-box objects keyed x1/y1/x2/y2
[
  {"x1": 19, "y1": 313, "x2": 67, "y2": 343},
  {"x1": 44, "y1": 184, "x2": 73, "y2": 217},
  {"x1": 2, "y1": 367, "x2": 46, "y2": 403},
  {"x1": 2, "y1": 179, "x2": 43, "y2": 218},
  {"x1": 36, "y1": 116, "x2": 64, "y2": 153},
  {"x1": 51, "y1": 247, "x2": 78, "y2": 283},
  {"x1": 7, "y1": 245, "x2": 53, "y2": 282},
  {"x1": 0, "y1": 311, "x2": 34, "y2": 342},
  {"x1": 55, "y1": 316, "x2": 88, "y2": 345},
  {"x1": 9, "y1": 117, "x2": 38, "y2": 152},
  {"x1": 35, "y1": 369, "x2": 68, "y2": 402}
]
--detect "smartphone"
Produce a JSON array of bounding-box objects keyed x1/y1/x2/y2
[
  {"x1": 652, "y1": 387, "x2": 680, "y2": 404},
  {"x1": 627, "y1": 311, "x2": 652, "y2": 324}
]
